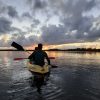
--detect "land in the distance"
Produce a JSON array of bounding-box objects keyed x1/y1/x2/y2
[{"x1": 0, "y1": 48, "x2": 100, "y2": 52}]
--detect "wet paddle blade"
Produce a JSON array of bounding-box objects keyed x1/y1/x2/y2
[{"x1": 11, "y1": 42, "x2": 25, "y2": 51}]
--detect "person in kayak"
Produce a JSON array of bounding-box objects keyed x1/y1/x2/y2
[
  {"x1": 28, "y1": 43, "x2": 50, "y2": 66},
  {"x1": 28, "y1": 44, "x2": 50, "y2": 94}
]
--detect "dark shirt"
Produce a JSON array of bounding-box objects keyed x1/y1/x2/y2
[{"x1": 28, "y1": 50, "x2": 50, "y2": 66}]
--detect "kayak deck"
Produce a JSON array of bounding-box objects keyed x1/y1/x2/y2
[{"x1": 27, "y1": 62, "x2": 51, "y2": 74}]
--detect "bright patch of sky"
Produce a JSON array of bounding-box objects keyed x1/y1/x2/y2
[
  {"x1": 2, "y1": 0, "x2": 29, "y2": 15},
  {"x1": 11, "y1": 19, "x2": 32, "y2": 31},
  {"x1": 83, "y1": 7, "x2": 100, "y2": 18}
]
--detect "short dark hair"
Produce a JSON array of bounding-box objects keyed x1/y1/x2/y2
[
  {"x1": 38, "y1": 43, "x2": 43, "y2": 49},
  {"x1": 35, "y1": 47, "x2": 38, "y2": 50}
]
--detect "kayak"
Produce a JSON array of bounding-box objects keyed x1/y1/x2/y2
[{"x1": 27, "y1": 61, "x2": 51, "y2": 74}]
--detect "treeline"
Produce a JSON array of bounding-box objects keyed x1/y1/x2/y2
[
  {"x1": 0, "y1": 49, "x2": 34, "y2": 51},
  {"x1": 47, "y1": 48, "x2": 100, "y2": 52},
  {"x1": 67, "y1": 48, "x2": 100, "y2": 52},
  {"x1": 0, "y1": 48, "x2": 100, "y2": 52}
]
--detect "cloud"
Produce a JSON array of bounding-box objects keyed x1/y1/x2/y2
[
  {"x1": 0, "y1": 1, "x2": 18, "y2": 18},
  {"x1": 0, "y1": 17, "x2": 12, "y2": 33},
  {"x1": 27, "y1": 0, "x2": 47, "y2": 10},
  {"x1": 7, "y1": 6, "x2": 18, "y2": 18},
  {"x1": 11, "y1": 34, "x2": 27, "y2": 45},
  {"x1": 87, "y1": 16, "x2": 100, "y2": 41},
  {"x1": 22, "y1": 12, "x2": 32, "y2": 19},
  {"x1": 31, "y1": 19, "x2": 40, "y2": 28},
  {"x1": 24, "y1": 0, "x2": 100, "y2": 45},
  {"x1": 38, "y1": 0, "x2": 97, "y2": 44},
  {"x1": 26, "y1": 0, "x2": 49, "y2": 19},
  {"x1": 10, "y1": 33, "x2": 40, "y2": 46},
  {"x1": 0, "y1": 1, "x2": 6, "y2": 15},
  {"x1": 0, "y1": 0, "x2": 100, "y2": 47},
  {"x1": 41, "y1": 25, "x2": 67, "y2": 44},
  {"x1": 33, "y1": 0, "x2": 47, "y2": 9},
  {"x1": 27, "y1": 35, "x2": 41, "y2": 44}
]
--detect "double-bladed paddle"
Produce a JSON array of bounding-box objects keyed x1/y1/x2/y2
[
  {"x1": 11, "y1": 41, "x2": 58, "y2": 68},
  {"x1": 14, "y1": 57, "x2": 55, "y2": 60},
  {"x1": 11, "y1": 42, "x2": 55, "y2": 59}
]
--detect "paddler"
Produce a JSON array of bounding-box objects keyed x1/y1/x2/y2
[
  {"x1": 28, "y1": 43, "x2": 50, "y2": 66},
  {"x1": 28, "y1": 43, "x2": 51, "y2": 93}
]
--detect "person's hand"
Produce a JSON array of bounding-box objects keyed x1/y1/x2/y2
[
  {"x1": 41, "y1": 67, "x2": 45, "y2": 71},
  {"x1": 48, "y1": 63, "x2": 50, "y2": 65}
]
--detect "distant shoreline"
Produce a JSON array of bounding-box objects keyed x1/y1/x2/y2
[
  {"x1": 0, "y1": 49, "x2": 34, "y2": 51},
  {"x1": 0, "y1": 48, "x2": 100, "y2": 52}
]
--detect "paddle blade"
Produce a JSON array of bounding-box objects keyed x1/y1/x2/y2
[
  {"x1": 11, "y1": 42, "x2": 24, "y2": 51},
  {"x1": 14, "y1": 58, "x2": 28, "y2": 60},
  {"x1": 51, "y1": 65, "x2": 58, "y2": 68}
]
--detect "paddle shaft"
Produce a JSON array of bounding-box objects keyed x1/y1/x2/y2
[
  {"x1": 14, "y1": 57, "x2": 55, "y2": 60},
  {"x1": 24, "y1": 50, "x2": 31, "y2": 54}
]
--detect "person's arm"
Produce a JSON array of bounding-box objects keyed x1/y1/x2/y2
[
  {"x1": 28, "y1": 52, "x2": 34, "y2": 59},
  {"x1": 45, "y1": 52, "x2": 50, "y2": 65}
]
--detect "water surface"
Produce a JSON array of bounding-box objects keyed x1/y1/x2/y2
[{"x1": 0, "y1": 51, "x2": 100, "y2": 100}]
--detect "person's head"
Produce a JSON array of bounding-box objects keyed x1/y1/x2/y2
[
  {"x1": 38, "y1": 43, "x2": 43, "y2": 50},
  {"x1": 35, "y1": 47, "x2": 38, "y2": 50}
]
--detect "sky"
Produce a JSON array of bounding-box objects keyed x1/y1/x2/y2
[{"x1": 0, "y1": 0, "x2": 100, "y2": 49}]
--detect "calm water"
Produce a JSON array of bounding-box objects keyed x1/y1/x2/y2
[{"x1": 0, "y1": 51, "x2": 100, "y2": 100}]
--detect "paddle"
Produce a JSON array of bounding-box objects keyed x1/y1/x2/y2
[
  {"x1": 11, "y1": 42, "x2": 55, "y2": 58},
  {"x1": 11, "y1": 42, "x2": 58, "y2": 68},
  {"x1": 51, "y1": 65, "x2": 58, "y2": 68},
  {"x1": 11, "y1": 41, "x2": 31, "y2": 54},
  {"x1": 11, "y1": 42, "x2": 25, "y2": 51},
  {"x1": 14, "y1": 58, "x2": 28, "y2": 60},
  {"x1": 14, "y1": 57, "x2": 55, "y2": 60}
]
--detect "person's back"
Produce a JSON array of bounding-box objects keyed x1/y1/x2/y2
[
  {"x1": 28, "y1": 44, "x2": 50, "y2": 66},
  {"x1": 33, "y1": 50, "x2": 48, "y2": 66}
]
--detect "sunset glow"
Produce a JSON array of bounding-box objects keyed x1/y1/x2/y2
[{"x1": 0, "y1": 0, "x2": 100, "y2": 50}]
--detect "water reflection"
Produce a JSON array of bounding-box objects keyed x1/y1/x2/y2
[
  {"x1": 0, "y1": 51, "x2": 100, "y2": 100},
  {"x1": 47, "y1": 51, "x2": 100, "y2": 67}
]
